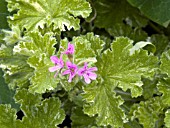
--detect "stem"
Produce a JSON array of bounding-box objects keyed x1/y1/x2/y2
[
  {"x1": 114, "y1": 89, "x2": 131, "y2": 96},
  {"x1": 148, "y1": 22, "x2": 163, "y2": 34},
  {"x1": 114, "y1": 88, "x2": 144, "y2": 102}
]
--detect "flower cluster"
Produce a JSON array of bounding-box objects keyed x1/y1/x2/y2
[{"x1": 49, "y1": 42, "x2": 97, "y2": 84}]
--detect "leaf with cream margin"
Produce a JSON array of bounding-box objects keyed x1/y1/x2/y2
[
  {"x1": 0, "y1": 89, "x2": 65, "y2": 128},
  {"x1": 82, "y1": 37, "x2": 158, "y2": 127},
  {"x1": 7, "y1": 0, "x2": 92, "y2": 31},
  {"x1": 13, "y1": 32, "x2": 58, "y2": 93},
  {"x1": 165, "y1": 109, "x2": 170, "y2": 128},
  {"x1": 0, "y1": 44, "x2": 34, "y2": 89},
  {"x1": 129, "y1": 97, "x2": 165, "y2": 128}
]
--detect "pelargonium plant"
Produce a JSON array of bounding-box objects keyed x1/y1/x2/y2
[{"x1": 1, "y1": 0, "x2": 170, "y2": 127}]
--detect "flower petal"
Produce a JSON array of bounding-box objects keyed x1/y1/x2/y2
[
  {"x1": 59, "y1": 56, "x2": 64, "y2": 66},
  {"x1": 66, "y1": 62, "x2": 78, "y2": 71},
  {"x1": 77, "y1": 68, "x2": 85, "y2": 76},
  {"x1": 83, "y1": 74, "x2": 91, "y2": 84},
  {"x1": 88, "y1": 67, "x2": 98, "y2": 72},
  {"x1": 87, "y1": 72, "x2": 97, "y2": 80},
  {"x1": 84, "y1": 62, "x2": 88, "y2": 69},
  {"x1": 50, "y1": 56, "x2": 59, "y2": 64},
  {"x1": 49, "y1": 66, "x2": 60, "y2": 72},
  {"x1": 66, "y1": 61, "x2": 73, "y2": 68},
  {"x1": 67, "y1": 42, "x2": 74, "y2": 54},
  {"x1": 72, "y1": 64, "x2": 78, "y2": 70},
  {"x1": 62, "y1": 70, "x2": 70, "y2": 75}
]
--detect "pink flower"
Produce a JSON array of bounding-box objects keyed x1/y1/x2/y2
[
  {"x1": 62, "y1": 61, "x2": 78, "y2": 82},
  {"x1": 63, "y1": 42, "x2": 75, "y2": 55},
  {"x1": 78, "y1": 62, "x2": 97, "y2": 84},
  {"x1": 49, "y1": 55, "x2": 64, "y2": 77}
]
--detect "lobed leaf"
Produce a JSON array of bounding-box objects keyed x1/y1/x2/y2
[
  {"x1": 13, "y1": 32, "x2": 58, "y2": 93},
  {"x1": 0, "y1": 69, "x2": 19, "y2": 110},
  {"x1": 158, "y1": 78, "x2": 170, "y2": 106},
  {"x1": 107, "y1": 24, "x2": 147, "y2": 42},
  {"x1": 0, "y1": 44, "x2": 34, "y2": 89},
  {"x1": 15, "y1": 89, "x2": 65, "y2": 127},
  {"x1": 27, "y1": 54, "x2": 59, "y2": 94},
  {"x1": 150, "y1": 34, "x2": 170, "y2": 57},
  {"x1": 82, "y1": 37, "x2": 158, "y2": 127},
  {"x1": 165, "y1": 109, "x2": 170, "y2": 128},
  {"x1": 14, "y1": 89, "x2": 42, "y2": 116},
  {"x1": 7, "y1": 0, "x2": 92, "y2": 31},
  {"x1": 2, "y1": 25, "x2": 25, "y2": 45},
  {"x1": 0, "y1": 104, "x2": 21, "y2": 128},
  {"x1": 97, "y1": 37, "x2": 158, "y2": 97},
  {"x1": 160, "y1": 49, "x2": 170, "y2": 76},
  {"x1": 71, "y1": 107, "x2": 97, "y2": 128},
  {"x1": 129, "y1": 97, "x2": 164, "y2": 128},
  {"x1": 130, "y1": 41, "x2": 156, "y2": 55},
  {"x1": 73, "y1": 33, "x2": 104, "y2": 64},
  {"x1": 13, "y1": 32, "x2": 56, "y2": 57},
  {"x1": 82, "y1": 81, "x2": 126, "y2": 127},
  {"x1": 142, "y1": 77, "x2": 158, "y2": 99},
  {"x1": 0, "y1": 0, "x2": 9, "y2": 29},
  {"x1": 0, "y1": 89, "x2": 65, "y2": 128}
]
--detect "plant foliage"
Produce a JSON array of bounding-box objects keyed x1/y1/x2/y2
[{"x1": 1, "y1": 0, "x2": 170, "y2": 127}]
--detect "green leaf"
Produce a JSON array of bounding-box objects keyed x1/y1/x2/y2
[
  {"x1": 14, "y1": 89, "x2": 42, "y2": 116},
  {"x1": 22, "y1": 97, "x2": 65, "y2": 127},
  {"x1": 0, "y1": 89, "x2": 65, "y2": 128},
  {"x1": 0, "y1": 104, "x2": 21, "y2": 128},
  {"x1": 107, "y1": 24, "x2": 148, "y2": 42},
  {"x1": 27, "y1": 54, "x2": 59, "y2": 94},
  {"x1": 75, "y1": 33, "x2": 104, "y2": 55},
  {"x1": 160, "y1": 50, "x2": 170, "y2": 76},
  {"x1": 0, "y1": 0, "x2": 9, "y2": 29},
  {"x1": 74, "y1": 38, "x2": 95, "y2": 64},
  {"x1": 0, "y1": 32, "x2": 5, "y2": 43},
  {"x1": 158, "y1": 78, "x2": 170, "y2": 106},
  {"x1": 2, "y1": 25, "x2": 25, "y2": 45},
  {"x1": 82, "y1": 81, "x2": 126, "y2": 127},
  {"x1": 13, "y1": 32, "x2": 58, "y2": 93},
  {"x1": 142, "y1": 77, "x2": 158, "y2": 99},
  {"x1": 93, "y1": 0, "x2": 148, "y2": 29},
  {"x1": 0, "y1": 44, "x2": 34, "y2": 89},
  {"x1": 71, "y1": 107, "x2": 97, "y2": 128},
  {"x1": 127, "y1": 0, "x2": 170, "y2": 27},
  {"x1": 98, "y1": 37, "x2": 158, "y2": 97},
  {"x1": 7, "y1": 0, "x2": 92, "y2": 31},
  {"x1": 130, "y1": 41, "x2": 156, "y2": 55},
  {"x1": 0, "y1": 29, "x2": 38, "y2": 90},
  {"x1": 150, "y1": 34, "x2": 170, "y2": 57},
  {"x1": 1, "y1": 25, "x2": 31, "y2": 46},
  {"x1": 1, "y1": 32, "x2": 58, "y2": 92},
  {"x1": 165, "y1": 109, "x2": 170, "y2": 128},
  {"x1": 13, "y1": 32, "x2": 56, "y2": 57},
  {"x1": 82, "y1": 37, "x2": 158, "y2": 127},
  {"x1": 129, "y1": 97, "x2": 164, "y2": 128},
  {"x1": 15, "y1": 89, "x2": 65, "y2": 127},
  {"x1": 0, "y1": 69, "x2": 19, "y2": 110},
  {"x1": 73, "y1": 32, "x2": 104, "y2": 65}
]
